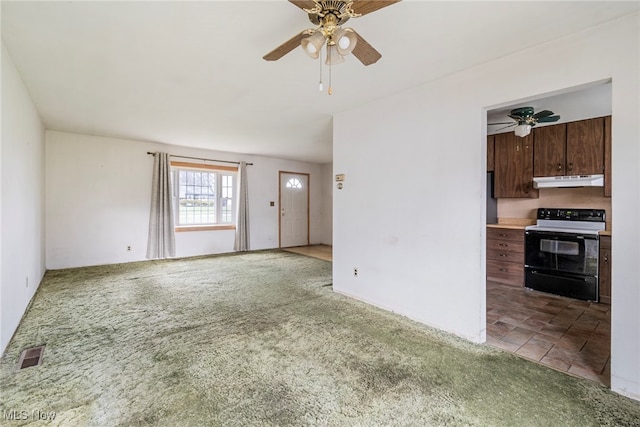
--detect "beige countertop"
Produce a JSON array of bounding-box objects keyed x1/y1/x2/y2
[
  {"x1": 487, "y1": 218, "x2": 535, "y2": 230},
  {"x1": 486, "y1": 223, "x2": 528, "y2": 230},
  {"x1": 487, "y1": 218, "x2": 612, "y2": 235}
]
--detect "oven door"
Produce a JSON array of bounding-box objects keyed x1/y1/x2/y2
[{"x1": 525, "y1": 230, "x2": 599, "y2": 276}]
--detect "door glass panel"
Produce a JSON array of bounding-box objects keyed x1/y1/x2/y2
[{"x1": 286, "y1": 178, "x2": 303, "y2": 189}]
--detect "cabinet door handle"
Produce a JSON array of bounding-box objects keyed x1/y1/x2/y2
[
  {"x1": 568, "y1": 162, "x2": 573, "y2": 172},
  {"x1": 498, "y1": 243, "x2": 508, "y2": 247},
  {"x1": 557, "y1": 163, "x2": 562, "y2": 170},
  {"x1": 604, "y1": 254, "x2": 609, "y2": 262},
  {"x1": 499, "y1": 268, "x2": 508, "y2": 272},
  {"x1": 499, "y1": 254, "x2": 508, "y2": 257},
  {"x1": 498, "y1": 233, "x2": 508, "y2": 237}
]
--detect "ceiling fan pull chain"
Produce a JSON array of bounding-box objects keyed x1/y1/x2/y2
[
  {"x1": 318, "y1": 48, "x2": 324, "y2": 92},
  {"x1": 328, "y1": 47, "x2": 333, "y2": 95}
]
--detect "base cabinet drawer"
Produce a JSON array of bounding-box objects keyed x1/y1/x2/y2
[
  {"x1": 487, "y1": 259, "x2": 524, "y2": 286},
  {"x1": 487, "y1": 227, "x2": 525, "y2": 287},
  {"x1": 487, "y1": 227, "x2": 525, "y2": 243},
  {"x1": 487, "y1": 247, "x2": 524, "y2": 262}
]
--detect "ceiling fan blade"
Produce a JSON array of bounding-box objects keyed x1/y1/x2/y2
[
  {"x1": 488, "y1": 122, "x2": 516, "y2": 125},
  {"x1": 351, "y1": 0, "x2": 402, "y2": 16},
  {"x1": 351, "y1": 30, "x2": 381, "y2": 65},
  {"x1": 288, "y1": 0, "x2": 316, "y2": 11},
  {"x1": 532, "y1": 109, "x2": 554, "y2": 119},
  {"x1": 494, "y1": 123, "x2": 517, "y2": 132},
  {"x1": 536, "y1": 115, "x2": 561, "y2": 123},
  {"x1": 263, "y1": 31, "x2": 308, "y2": 61}
]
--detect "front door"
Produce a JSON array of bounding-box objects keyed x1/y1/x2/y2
[{"x1": 279, "y1": 172, "x2": 309, "y2": 248}]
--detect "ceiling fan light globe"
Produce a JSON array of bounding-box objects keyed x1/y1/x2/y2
[
  {"x1": 301, "y1": 31, "x2": 326, "y2": 59},
  {"x1": 334, "y1": 28, "x2": 357, "y2": 55},
  {"x1": 325, "y1": 45, "x2": 346, "y2": 65},
  {"x1": 514, "y1": 124, "x2": 532, "y2": 137}
]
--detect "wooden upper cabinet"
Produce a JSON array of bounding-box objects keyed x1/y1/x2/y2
[
  {"x1": 533, "y1": 124, "x2": 567, "y2": 177},
  {"x1": 487, "y1": 134, "x2": 495, "y2": 172},
  {"x1": 491, "y1": 115, "x2": 610, "y2": 198},
  {"x1": 494, "y1": 132, "x2": 538, "y2": 198},
  {"x1": 566, "y1": 117, "x2": 605, "y2": 175}
]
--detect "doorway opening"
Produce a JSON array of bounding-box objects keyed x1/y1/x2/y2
[{"x1": 484, "y1": 81, "x2": 612, "y2": 387}]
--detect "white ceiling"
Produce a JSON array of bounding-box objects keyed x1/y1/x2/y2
[
  {"x1": 2, "y1": 1, "x2": 638, "y2": 163},
  {"x1": 487, "y1": 81, "x2": 613, "y2": 135}
]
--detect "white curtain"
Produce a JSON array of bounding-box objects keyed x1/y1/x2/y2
[
  {"x1": 146, "y1": 152, "x2": 176, "y2": 259},
  {"x1": 234, "y1": 161, "x2": 250, "y2": 251}
]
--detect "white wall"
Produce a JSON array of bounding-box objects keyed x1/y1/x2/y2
[
  {"x1": 46, "y1": 131, "x2": 326, "y2": 269},
  {"x1": 321, "y1": 162, "x2": 333, "y2": 246},
  {"x1": 1, "y1": 43, "x2": 46, "y2": 354},
  {"x1": 333, "y1": 14, "x2": 640, "y2": 400}
]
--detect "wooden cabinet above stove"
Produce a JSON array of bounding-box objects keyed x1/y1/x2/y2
[
  {"x1": 533, "y1": 117, "x2": 605, "y2": 178},
  {"x1": 490, "y1": 115, "x2": 611, "y2": 198}
]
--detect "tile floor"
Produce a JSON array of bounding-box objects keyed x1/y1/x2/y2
[{"x1": 487, "y1": 281, "x2": 610, "y2": 386}]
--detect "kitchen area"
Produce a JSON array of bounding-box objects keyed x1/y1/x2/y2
[{"x1": 485, "y1": 82, "x2": 612, "y2": 386}]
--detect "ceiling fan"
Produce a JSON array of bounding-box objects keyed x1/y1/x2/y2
[
  {"x1": 263, "y1": 0, "x2": 401, "y2": 94},
  {"x1": 489, "y1": 107, "x2": 561, "y2": 137}
]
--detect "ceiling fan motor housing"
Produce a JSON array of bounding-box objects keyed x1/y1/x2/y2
[
  {"x1": 263, "y1": 0, "x2": 395, "y2": 66},
  {"x1": 307, "y1": 1, "x2": 358, "y2": 26},
  {"x1": 510, "y1": 106, "x2": 535, "y2": 117}
]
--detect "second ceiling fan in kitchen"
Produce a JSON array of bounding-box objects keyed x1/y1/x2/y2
[{"x1": 489, "y1": 107, "x2": 561, "y2": 137}]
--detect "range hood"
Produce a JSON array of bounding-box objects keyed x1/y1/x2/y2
[{"x1": 533, "y1": 174, "x2": 604, "y2": 188}]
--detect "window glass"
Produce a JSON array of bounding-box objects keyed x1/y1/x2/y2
[{"x1": 173, "y1": 167, "x2": 235, "y2": 226}]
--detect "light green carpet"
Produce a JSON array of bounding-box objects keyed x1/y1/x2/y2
[{"x1": 1, "y1": 250, "x2": 639, "y2": 426}]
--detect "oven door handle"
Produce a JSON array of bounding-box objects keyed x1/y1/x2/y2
[
  {"x1": 527, "y1": 269, "x2": 596, "y2": 282},
  {"x1": 526, "y1": 230, "x2": 599, "y2": 241}
]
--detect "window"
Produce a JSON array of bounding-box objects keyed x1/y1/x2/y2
[{"x1": 171, "y1": 162, "x2": 237, "y2": 231}]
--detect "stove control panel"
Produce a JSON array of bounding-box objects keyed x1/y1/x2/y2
[{"x1": 536, "y1": 208, "x2": 606, "y2": 222}]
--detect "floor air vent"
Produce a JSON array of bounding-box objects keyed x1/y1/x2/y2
[{"x1": 17, "y1": 345, "x2": 45, "y2": 369}]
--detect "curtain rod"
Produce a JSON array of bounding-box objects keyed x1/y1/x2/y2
[{"x1": 147, "y1": 152, "x2": 253, "y2": 166}]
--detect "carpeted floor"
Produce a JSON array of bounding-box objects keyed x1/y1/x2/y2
[{"x1": 1, "y1": 250, "x2": 639, "y2": 426}]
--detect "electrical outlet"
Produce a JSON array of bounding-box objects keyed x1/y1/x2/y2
[
  {"x1": 353, "y1": 267, "x2": 358, "y2": 278},
  {"x1": 127, "y1": 246, "x2": 131, "y2": 251}
]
